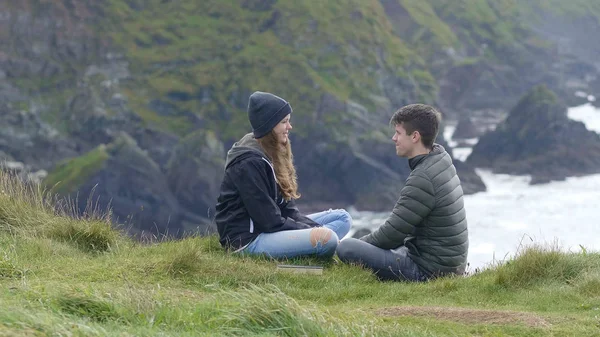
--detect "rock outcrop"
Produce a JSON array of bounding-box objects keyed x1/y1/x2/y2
[
  {"x1": 0, "y1": 103, "x2": 78, "y2": 170},
  {"x1": 453, "y1": 115, "x2": 481, "y2": 140},
  {"x1": 166, "y1": 130, "x2": 225, "y2": 219},
  {"x1": 437, "y1": 137, "x2": 486, "y2": 195},
  {"x1": 45, "y1": 134, "x2": 215, "y2": 237},
  {"x1": 468, "y1": 85, "x2": 600, "y2": 183}
]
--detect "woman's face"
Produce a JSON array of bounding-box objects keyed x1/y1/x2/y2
[{"x1": 272, "y1": 114, "x2": 292, "y2": 145}]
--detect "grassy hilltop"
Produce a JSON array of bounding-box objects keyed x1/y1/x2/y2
[{"x1": 1, "y1": 171, "x2": 599, "y2": 336}]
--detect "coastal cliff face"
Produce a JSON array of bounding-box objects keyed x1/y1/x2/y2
[{"x1": 1, "y1": 1, "x2": 599, "y2": 235}]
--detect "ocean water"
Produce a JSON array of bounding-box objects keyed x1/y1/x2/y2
[{"x1": 350, "y1": 102, "x2": 600, "y2": 270}]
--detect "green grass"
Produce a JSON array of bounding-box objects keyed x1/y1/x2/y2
[
  {"x1": 1, "y1": 172, "x2": 600, "y2": 335},
  {"x1": 44, "y1": 145, "x2": 110, "y2": 195},
  {"x1": 400, "y1": 0, "x2": 458, "y2": 47}
]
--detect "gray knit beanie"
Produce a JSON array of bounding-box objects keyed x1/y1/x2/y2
[{"x1": 247, "y1": 91, "x2": 292, "y2": 139}]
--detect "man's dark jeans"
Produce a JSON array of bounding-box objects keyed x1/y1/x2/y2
[{"x1": 336, "y1": 238, "x2": 427, "y2": 282}]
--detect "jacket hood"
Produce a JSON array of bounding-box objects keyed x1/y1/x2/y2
[{"x1": 225, "y1": 133, "x2": 269, "y2": 168}]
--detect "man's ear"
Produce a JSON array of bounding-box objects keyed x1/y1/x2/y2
[{"x1": 412, "y1": 130, "x2": 421, "y2": 144}]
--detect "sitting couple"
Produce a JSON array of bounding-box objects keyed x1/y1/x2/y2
[{"x1": 215, "y1": 92, "x2": 468, "y2": 282}]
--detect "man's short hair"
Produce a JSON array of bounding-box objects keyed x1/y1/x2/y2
[{"x1": 390, "y1": 104, "x2": 441, "y2": 149}]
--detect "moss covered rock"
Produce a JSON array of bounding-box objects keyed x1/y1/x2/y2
[
  {"x1": 468, "y1": 85, "x2": 600, "y2": 183},
  {"x1": 46, "y1": 133, "x2": 214, "y2": 237}
]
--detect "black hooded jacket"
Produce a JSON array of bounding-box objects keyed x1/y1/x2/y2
[{"x1": 215, "y1": 133, "x2": 320, "y2": 250}]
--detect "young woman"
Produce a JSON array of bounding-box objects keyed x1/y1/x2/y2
[{"x1": 215, "y1": 91, "x2": 352, "y2": 258}]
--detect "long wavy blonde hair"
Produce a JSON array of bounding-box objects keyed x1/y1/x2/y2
[{"x1": 257, "y1": 130, "x2": 300, "y2": 201}]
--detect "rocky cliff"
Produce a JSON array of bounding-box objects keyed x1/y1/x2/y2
[{"x1": 2, "y1": 1, "x2": 599, "y2": 235}]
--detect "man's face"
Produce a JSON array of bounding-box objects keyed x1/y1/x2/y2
[{"x1": 392, "y1": 123, "x2": 415, "y2": 157}]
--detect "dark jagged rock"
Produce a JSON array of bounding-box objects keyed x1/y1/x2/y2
[
  {"x1": 46, "y1": 133, "x2": 215, "y2": 238},
  {"x1": 294, "y1": 136, "x2": 405, "y2": 212},
  {"x1": 436, "y1": 135, "x2": 486, "y2": 195},
  {"x1": 0, "y1": 103, "x2": 78, "y2": 170},
  {"x1": 130, "y1": 127, "x2": 180, "y2": 172},
  {"x1": 453, "y1": 161, "x2": 486, "y2": 194},
  {"x1": 467, "y1": 85, "x2": 600, "y2": 183},
  {"x1": 166, "y1": 130, "x2": 225, "y2": 219},
  {"x1": 453, "y1": 115, "x2": 481, "y2": 140},
  {"x1": 295, "y1": 122, "x2": 485, "y2": 213},
  {"x1": 66, "y1": 86, "x2": 116, "y2": 147}
]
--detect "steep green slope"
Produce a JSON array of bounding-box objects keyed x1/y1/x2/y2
[
  {"x1": 5, "y1": 0, "x2": 599, "y2": 139},
  {"x1": 98, "y1": 0, "x2": 436, "y2": 138},
  {"x1": 6, "y1": 0, "x2": 600, "y2": 139},
  {"x1": 91, "y1": 0, "x2": 600, "y2": 137},
  {"x1": 4, "y1": 0, "x2": 600, "y2": 232}
]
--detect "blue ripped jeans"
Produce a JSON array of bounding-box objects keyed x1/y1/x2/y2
[{"x1": 241, "y1": 209, "x2": 352, "y2": 259}]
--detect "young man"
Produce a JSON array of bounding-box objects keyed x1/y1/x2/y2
[{"x1": 336, "y1": 104, "x2": 468, "y2": 281}]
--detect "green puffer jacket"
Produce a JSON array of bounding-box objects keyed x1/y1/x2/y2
[{"x1": 361, "y1": 144, "x2": 468, "y2": 277}]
